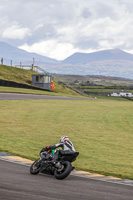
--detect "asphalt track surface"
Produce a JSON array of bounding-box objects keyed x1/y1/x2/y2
[
  {"x1": 0, "y1": 159, "x2": 133, "y2": 200},
  {"x1": 0, "y1": 93, "x2": 92, "y2": 101}
]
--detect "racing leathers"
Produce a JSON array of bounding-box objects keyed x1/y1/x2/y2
[
  {"x1": 41, "y1": 140, "x2": 75, "y2": 163},
  {"x1": 49, "y1": 140, "x2": 75, "y2": 152}
]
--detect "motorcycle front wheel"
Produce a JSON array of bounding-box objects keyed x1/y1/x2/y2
[
  {"x1": 54, "y1": 161, "x2": 72, "y2": 180},
  {"x1": 30, "y1": 159, "x2": 42, "y2": 175}
]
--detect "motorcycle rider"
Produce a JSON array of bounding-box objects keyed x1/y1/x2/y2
[{"x1": 40, "y1": 136, "x2": 75, "y2": 164}]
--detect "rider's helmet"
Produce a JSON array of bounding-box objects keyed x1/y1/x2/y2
[{"x1": 60, "y1": 136, "x2": 69, "y2": 143}]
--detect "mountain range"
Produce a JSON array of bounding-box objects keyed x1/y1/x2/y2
[
  {"x1": 0, "y1": 42, "x2": 57, "y2": 64},
  {"x1": 62, "y1": 49, "x2": 133, "y2": 64},
  {"x1": 0, "y1": 42, "x2": 133, "y2": 79}
]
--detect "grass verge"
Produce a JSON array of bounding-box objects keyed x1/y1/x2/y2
[
  {"x1": 0, "y1": 86, "x2": 83, "y2": 97},
  {"x1": 0, "y1": 99, "x2": 133, "y2": 179}
]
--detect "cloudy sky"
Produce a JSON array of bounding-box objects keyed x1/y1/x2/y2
[{"x1": 0, "y1": 0, "x2": 133, "y2": 60}]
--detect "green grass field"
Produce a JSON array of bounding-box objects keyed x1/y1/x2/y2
[{"x1": 0, "y1": 99, "x2": 133, "y2": 179}]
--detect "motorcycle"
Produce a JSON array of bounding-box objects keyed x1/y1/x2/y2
[{"x1": 30, "y1": 149, "x2": 79, "y2": 180}]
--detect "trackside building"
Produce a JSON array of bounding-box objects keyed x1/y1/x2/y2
[{"x1": 32, "y1": 74, "x2": 51, "y2": 90}]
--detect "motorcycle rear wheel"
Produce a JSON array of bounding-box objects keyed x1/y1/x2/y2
[
  {"x1": 54, "y1": 161, "x2": 72, "y2": 180},
  {"x1": 30, "y1": 159, "x2": 41, "y2": 175}
]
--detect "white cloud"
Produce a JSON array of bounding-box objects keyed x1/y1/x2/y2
[
  {"x1": 0, "y1": 0, "x2": 133, "y2": 59},
  {"x1": 19, "y1": 40, "x2": 80, "y2": 60},
  {"x1": 1, "y1": 24, "x2": 31, "y2": 39}
]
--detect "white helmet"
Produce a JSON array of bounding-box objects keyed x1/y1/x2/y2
[{"x1": 60, "y1": 136, "x2": 69, "y2": 143}]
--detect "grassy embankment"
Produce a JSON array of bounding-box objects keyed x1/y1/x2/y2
[
  {"x1": 0, "y1": 99, "x2": 133, "y2": 179},
  {"x1": 0, "y1": 65, "x2": 82, "y2": 97}
]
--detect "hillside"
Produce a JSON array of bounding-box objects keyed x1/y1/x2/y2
[
  {"x1": 0, "y1": 65, "x2": 80, "y2": 96},
  {"x1": 53, "y1": 74, "x2": 133, "y2": 86},
  {"x1": 41, "y1": 49, "x2": 133, "y2": 79}
]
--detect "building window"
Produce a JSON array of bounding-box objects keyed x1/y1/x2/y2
[
  {"x1": 44, "y1": 76, "x2": 50, "y2": 83},
  {"x1": 36, "y1": 76, "x2": 39, "y2": 82},
  {"x1": 40, "y1": 76, "x2": 43, "y2": 83}
]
